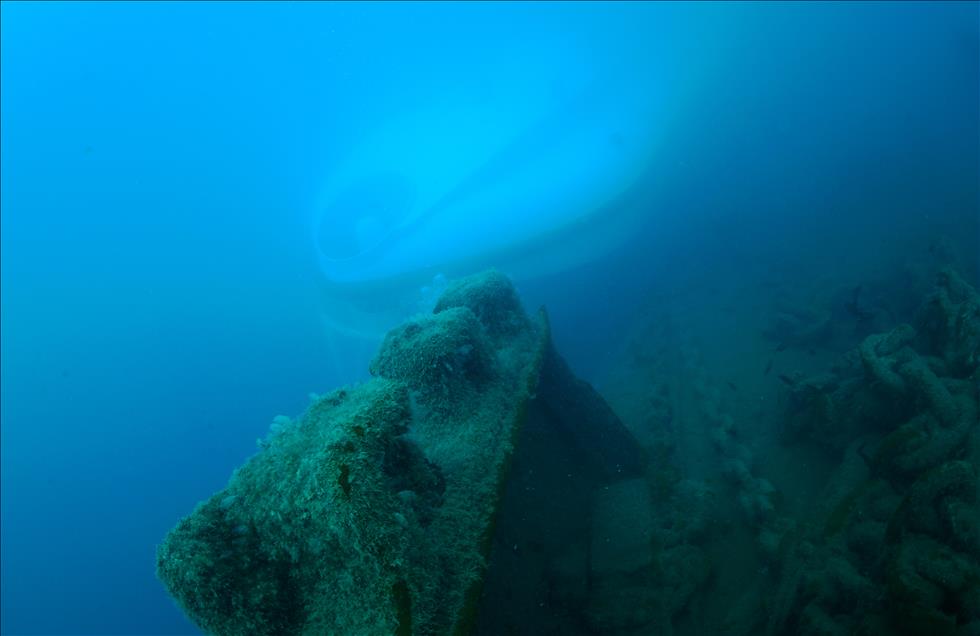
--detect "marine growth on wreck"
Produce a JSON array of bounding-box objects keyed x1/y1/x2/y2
[
  {"x1": 159, "y1": 257, "x2": 978, "y2": 635},
  {"x1": 156, "y1": 270, "x2": 644, "y2": 635}
]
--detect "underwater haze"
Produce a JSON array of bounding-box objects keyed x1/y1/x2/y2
[{"x1": 1, "y1": 1, "x2": 978, "y2": 635}]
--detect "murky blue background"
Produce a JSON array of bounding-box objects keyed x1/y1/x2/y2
[{"x1": 2, "y1": 2, "x2": 976, "y2": 633}]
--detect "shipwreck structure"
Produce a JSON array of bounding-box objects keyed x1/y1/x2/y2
[{"x1": 157, "y1": 270, "x2": 645, "y2": 635}]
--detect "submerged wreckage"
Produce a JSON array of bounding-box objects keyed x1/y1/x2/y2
[{"x1": 157, "y1": 270, "x2": 645, "y2": 635}]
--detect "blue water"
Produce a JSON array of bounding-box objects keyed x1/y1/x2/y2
[{"x1": 1, "y1": 2, "x2": 976, "y2": 634}]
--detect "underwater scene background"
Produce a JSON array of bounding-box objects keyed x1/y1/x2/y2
[{"x1": 1, "y1": 1, "x2": 977, "y2": 635}]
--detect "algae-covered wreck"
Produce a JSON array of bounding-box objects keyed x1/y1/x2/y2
[{"x1": 156, "y1": 270, "x2": 645, "y2": 635}]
